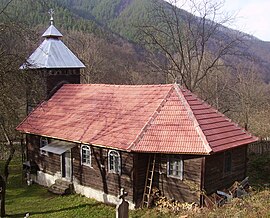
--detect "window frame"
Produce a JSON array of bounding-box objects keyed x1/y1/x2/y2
[
  {"x1": 167, "y1": 155, "x2": 183, "y2": 180},
  {"x1": 223, "y1": 151, "x2": 232, "y2": 175},
  {"x1": 81, "y1": 144, "x2": 92, "y2": 167},
  {"x1": 39, "y1": 137, "x2": 49, "y2": 156},
  {"x1": 40, "y1": 137, "x2": 48, "y2": 148},
  {"x1": 108, "y1": 150, "x2": 121, "y2": 175}
]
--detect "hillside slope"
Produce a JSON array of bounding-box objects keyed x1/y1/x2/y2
[
  {"x1": 54, "y1": 0, "x2": 270, "y2": 82},
  {"x1": 1, "y1": 0, "x2": 270, "y2": 82}
]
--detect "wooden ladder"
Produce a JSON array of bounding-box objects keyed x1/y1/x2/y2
[{"x1": 142, "y1": 154, "x2": 157, "y2": 208}]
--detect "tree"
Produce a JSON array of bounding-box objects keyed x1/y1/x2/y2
[
  {"x1": 195, "y1": 61, "x2": 231, "y2": 111},
  {"x1": 249, "y1": 107, "x2": 270, "y2": 139},
  {"x1": 0, "y1": 25, "x2": 22, "y2": 217},
  {"x1": 0, "y1": 120, "x2": 15, "y2": 217},
  {"x1": 227, "y1": 64, "x2": 269, "y2": 132},
  {"x1": 0, "y1": 11, "x2": 35, "y2": 217},
  {"x1": 66, "y1": 31, "x2": 108, "y2": 84},
  {"x1": 65, "y1": 30, "x2": 163, "y2": 85},
  {"x1": 138, "y1": 0, "x2": 245, "y2": 91}
]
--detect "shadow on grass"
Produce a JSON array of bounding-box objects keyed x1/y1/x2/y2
[
  {"x1": 7, "y1": 183, "x2": 51, "y2": 197},
  {"x1": 7, "y1": 202, "x2": 102, "y2": 217}
]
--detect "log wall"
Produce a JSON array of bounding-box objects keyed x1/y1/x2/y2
[
  {"x1": 133, "y1": 153, "x2": 148, "y2": 206},
  {"x1": 204, "y1": 146, "x2": 248, "y2": 194},
  {"x1": 27, "y1": 134, "x2": 248, "y2": 206},
  {"x1": 158, "y1": 154, "x2": 202, "y2": 204},
  {"x1": 72, "y1": 146, "x2": 134, "y2": 202},
  {"x1": 46, "y1": 69, "x2": 80, "y2": 96},
  {"x1": 133, "y1": 153, "x2": 203, "y2": 206},
  {"x1": 27, "y1": 135, "x2": 61, "y2": 174}
]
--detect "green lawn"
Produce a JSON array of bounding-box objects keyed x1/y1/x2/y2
[
  {"x1": 2, "y1": 153, "x2": 270, "y2": 217},
  {"x1": 3, "y1": 158, "x2": 157, "y2": 218},
  {"x1": 5, "y1": 158, "x2": 115, "y2": 218}
]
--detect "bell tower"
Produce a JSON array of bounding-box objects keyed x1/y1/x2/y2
[{"x1": 20, "y1": 9, "x2": 85, "y2": 113}]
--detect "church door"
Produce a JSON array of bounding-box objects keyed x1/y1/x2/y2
[{"x1": 61, "y1": 151, "x2": 72, "y2": 180}]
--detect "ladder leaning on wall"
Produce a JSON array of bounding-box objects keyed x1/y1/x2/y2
[{"x1": 142, "y1": 154, "x2": 157, "y2": 208}]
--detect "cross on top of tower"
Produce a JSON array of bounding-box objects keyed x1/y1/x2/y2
[{"x1": 49, "y1": 9, "x2": 54, "y2": 25}]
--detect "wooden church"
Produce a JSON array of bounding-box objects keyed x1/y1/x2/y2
[{"x1": 17, "y1": 14, "x2": 257, "y2": 209}]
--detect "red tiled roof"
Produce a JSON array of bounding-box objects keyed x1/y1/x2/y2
[{"x1": 16, "y1": 84, "x2": 257, "y2": 154}]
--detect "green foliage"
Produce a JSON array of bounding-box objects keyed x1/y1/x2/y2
[
  {"x1": 53, "y1": 0, "x2": 160, "y2": 42},
  {"x1": 0, "y1": 0, "x2": 156, "y2": 42},
  {"x1": 0, "y1": 0, "x2": 102, "y2": 35},
  {"x1": 92, "y1": 0, "x2": 122, "y2": 22},
  {"x1": 248, "y1": 153, "x2": 270, "y2": 186},
  {"x1": 109, "y1": 0, "x2": 154, "y2": 40}
]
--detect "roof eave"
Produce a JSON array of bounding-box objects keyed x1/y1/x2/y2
[
  {"x1": 19, "y1": 65, "x2": 86, "y2": 70},
  {"x1": 129, "y1": 149, "x2": 212, "y2": 155},
  {"x1": 16, "y1": 129, "x2": 214, "y2": 155},
  {"x1": 15, "y1": 130, "x2": 132, "y2": 153}
]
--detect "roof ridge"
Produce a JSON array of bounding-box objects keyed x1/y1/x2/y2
[
  {"x1": 173, "y1": 84, "x2": 212, "y2": 154},
  {"x1": 127, "y1": 85, "x2": 174, "y2": 151},
  {"x1": 44, "y1": 39, "x2": 51, "y2": 67}
]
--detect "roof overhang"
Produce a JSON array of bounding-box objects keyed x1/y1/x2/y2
[{"x1": 40, "y1": 140, "x2": 76, "y2": 155}]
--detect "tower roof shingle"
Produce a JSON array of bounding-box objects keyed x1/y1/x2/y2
[{"x1": 20, "y1": 24, "x2": 85, "y2": 69}]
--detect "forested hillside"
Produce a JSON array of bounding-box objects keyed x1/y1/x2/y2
[
  {"x1": 0, "y1": 0, "x2": 164, "y2": 83},
  {"x1": 0, "y1": 0, "x2": 102, "y2": 34},
  {"x1": 0, "y1": 0, "x2": 270, "y2": 139},
  {"x1": 6, "y1": 0, "x2": 268, "y2": 84},
  {"x1": 56, "y1": 0, "x2": 270, "y2": 83}
]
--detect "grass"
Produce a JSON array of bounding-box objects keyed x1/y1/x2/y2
[
  {"x1": 5, "y1": 158, "x2": 115, "y2": 218},
  {"x1": 247, "y1": 153, "x2": 270, "y2": 187},
  {"x1": 1, "y1": 153, "x2": 270, "y2": 217}
]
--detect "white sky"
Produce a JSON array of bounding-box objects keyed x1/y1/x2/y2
[{"x1": 165, "y1": 0, "x2": 270, "y2": 41}]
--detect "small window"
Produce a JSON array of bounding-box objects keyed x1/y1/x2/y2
[
  {"x1": 167, "y1": 155, "x2": 183, "y2": 180},
  {"x1": 81, "y1": 145, "x2": 91, "y2": 166},
  {"x1": 224, "y1": 151, "x2": 232, "y2": 174},
  {"x1": 40, "y1": 137, "x2": 48, "y2": 148},
  {"x1": 39, "y1": 137, "x2": 48, "y2": 155},
  {"x1": 108, "y1": 150, "x2": 121, "y2": 174}
]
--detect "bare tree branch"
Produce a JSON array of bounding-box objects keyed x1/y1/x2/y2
[
  {"x1": 0, "y1": 0, "x2": 13, "y2": 15},
  {"x1": 138, "y1": 0, "x2": 245, "y2": 91}
]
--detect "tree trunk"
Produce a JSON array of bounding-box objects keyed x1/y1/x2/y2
[
  {"x1": 93, "y1": 148, "x2": 108, "y2": 194},
  {"x1": 0, "y1": 123, "x2": 16, "y2": 217},
  {"x1": 4, "y1": 143, "x2": 15, "y2": 181},
  {"x1": 0, "y1": 175, "x2": 6, "y2": 218}
]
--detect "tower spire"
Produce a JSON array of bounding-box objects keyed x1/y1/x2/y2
[{"x1": 49, "y1": 9, "x2": 54, "y2": 25}]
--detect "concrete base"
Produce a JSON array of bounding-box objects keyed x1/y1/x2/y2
[
  {"x1": 73, "y1": 180, "x2": 135, "y2": 209},
  {"x1": 33, "y1": 171, "x2": 62, "y2": 187},
  {"x1": 33, "y1": 171, "x2": 135, "y2": 209}
]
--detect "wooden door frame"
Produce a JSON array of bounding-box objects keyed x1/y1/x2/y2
[{"x1": 61, "y1": 150, "x2": 72, "y2": 181}]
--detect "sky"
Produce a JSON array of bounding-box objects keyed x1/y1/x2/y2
[{"x1": 165, "y1": 0, "x2": 270, "y2": 41}]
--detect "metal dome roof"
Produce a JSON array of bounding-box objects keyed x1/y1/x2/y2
[
  {"x1": 20, "y1": 37, "x2": 85, "y2": 69},
  {"x1": 20, "y1": 16, "x2": 85, "y2": 69}
]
